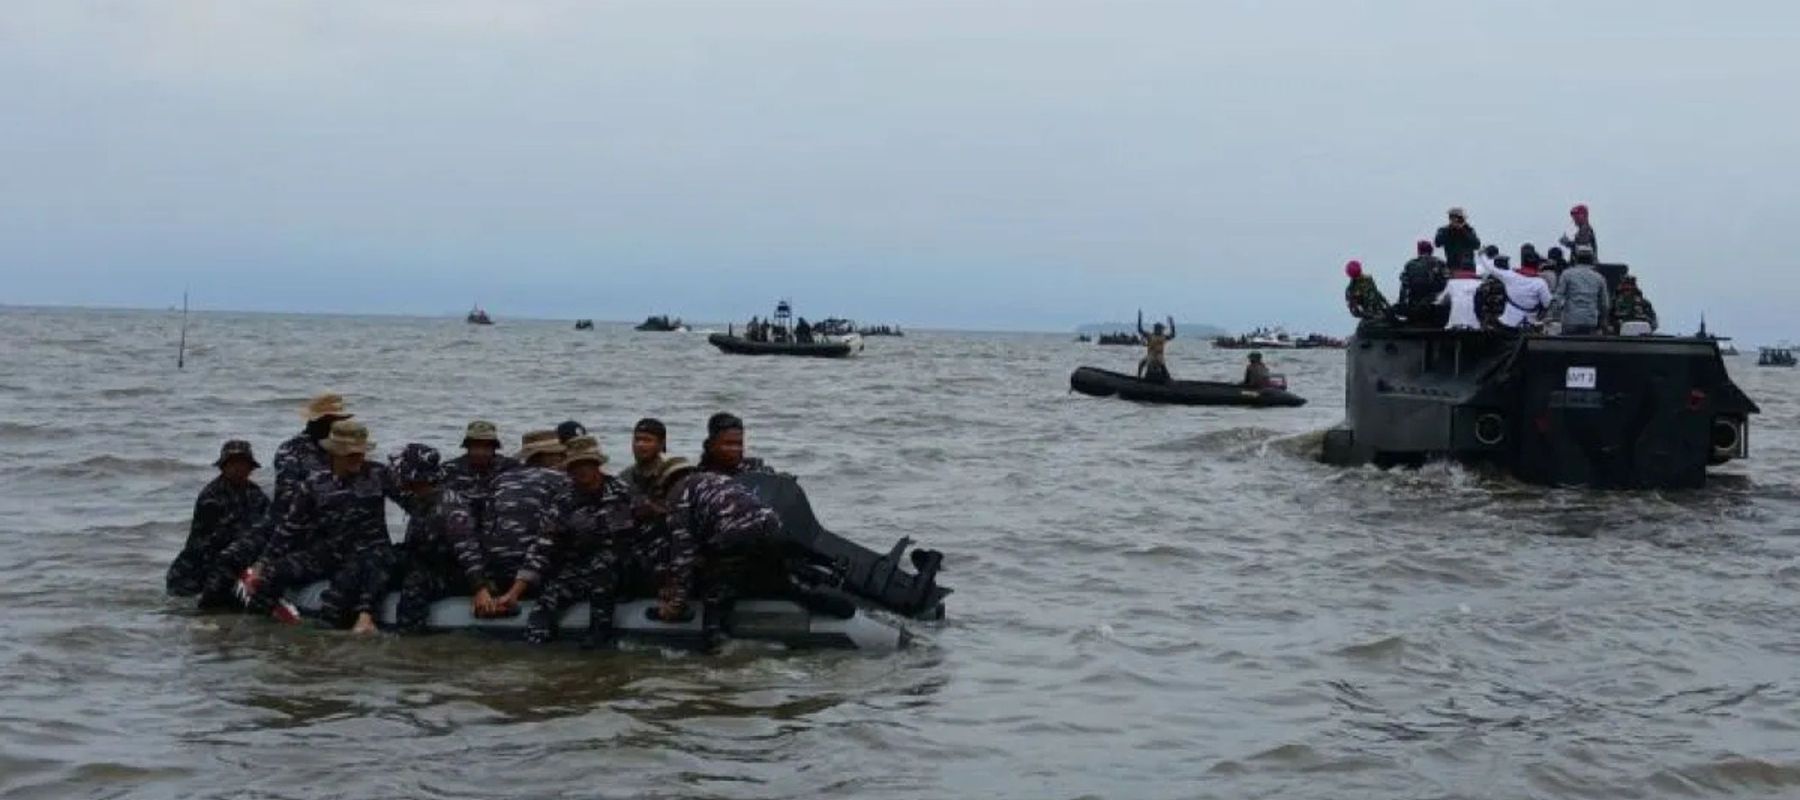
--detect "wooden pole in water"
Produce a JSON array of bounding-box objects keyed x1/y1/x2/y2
[{"x1": 177, "y1": 289, "x2": 189, "y2": 369}]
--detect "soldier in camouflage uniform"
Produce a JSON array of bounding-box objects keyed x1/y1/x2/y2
[
  {"x1": 1611, "y1": 276, "x2": 1658, "y2": 333},
  {"x1": 441, "y1": 420, "x2": 517, "y2": 545},
  {"x1": 243, "y1": 420, "x2": 408, "y2": 634},
  {"x1": 457, "y1": 430, "x2": 570, "y2": 618},
  {"x1": 698, "y1": 413, "x2": 775, "y2": 476},
  {"x1": 389, "y1": 444, "x2": 476, "y2": 633},
  {"x1": 202, "y1": 393, "x2": 351, "y2": 602},
  {"x1": 1396, "y1": 240, "x2": 1450, "y2": 327},
  {"x1": 1475, "y1": 255, "x2": 1512, "y2": 330},
  {"x1": 618, "y1": 418, "x2": 668, "y2": 499},
  {"x1": 167, "y1": 440, "x2": 270, "y2": 604},
  {"x1": 1342, "y1": 260, "x2": 1390, "y2": 322},
  {"x1": 524, "y1": 436, "x2": 636, "y2": 645},
  {"x1": 643, "y1": 458, "x2": 786, "y2": 633}
]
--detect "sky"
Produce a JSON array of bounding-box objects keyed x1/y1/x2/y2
[{"x1": 3, "y1": 1, "x2": 1797, "y2": 339}]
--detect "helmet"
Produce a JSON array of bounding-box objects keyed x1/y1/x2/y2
[
  {"x1": 1570, "y1": 203, "x2": 1589, "y2": 217},
  {"x1": 1416, "y1": 240, "x2": 1433, "y2": 255},
  {"x1": 1344, "y1": 260, "x2": 1363, "y2": 278}
]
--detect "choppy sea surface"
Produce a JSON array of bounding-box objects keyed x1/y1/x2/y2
[{"x1": 1, "y1": 306, "x2": 1798, "y2": 800}]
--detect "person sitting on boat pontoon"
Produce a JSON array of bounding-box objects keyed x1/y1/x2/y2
[
  {"x1": 1242, "y1": 352, "x2": 1272, "y2": 389},
  {"x1": 1136, "y1": 310, "x2": 1176, "y2": 384},
  {"x1": 524, "y1": 435, "x2": 636, "y2": 646},
  {"x1": 699, "y1": 413, "x2": 774, "y2": 476},
  {"x1": 640, "y1": 457, "x2": 788, "y2": 640},
  {"x1": 241, "y1": 420, "x2": 409, "y2": 635},
  {"x1": 391, "y1": 444, "x2": 476, "y2": 633},
  {"x1": 619, "y1": 418, "x2": 669, "y2": 500}
]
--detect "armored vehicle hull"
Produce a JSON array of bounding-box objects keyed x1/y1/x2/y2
[{"x1": 1321, "y1": 327, "x2": 1757, "y2": 489}]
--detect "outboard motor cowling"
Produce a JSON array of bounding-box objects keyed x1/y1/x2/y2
[{"x1": 735, "y1": 472, "x2": 951, "y2": 619}]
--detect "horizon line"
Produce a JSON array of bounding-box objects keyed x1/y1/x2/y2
[{"x1": 1, "y1": 301, "x2": 1239, "y2": 336}]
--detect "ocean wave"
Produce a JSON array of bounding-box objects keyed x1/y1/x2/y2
[{"x1": 45, "y1": 455, "x2": 201, "y2": 479}]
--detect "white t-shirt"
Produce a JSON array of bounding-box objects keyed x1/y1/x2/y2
[
  {"x1": 1437, "y1": 276, "x2": 1484, "y2": 329},
  {"x1": 1489, "y1": 269, "x2": 1553, "y2": 328}
]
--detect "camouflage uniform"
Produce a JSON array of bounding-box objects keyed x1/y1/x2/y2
[
  {"x1": 1613, "y1": 288, "x2": 1658, "y2": 331},
  {"x1": 393, "y1": 488, "x2": 475, "y2": 632},
  {"x1": 1396, "y1": 254, "x2": 1450, "y2": 325},
  {"x1": 202, "y1": 432, "x2": 327, "y2": 599},
  {"x1": 657, "y1": 472, "x2": 786, "y2": 615},
  {"x1": 1476, "y1": 277, "x2": 1508, "y2": 330},
  {"x1": 701, "y1": 456, "x2": 775, "y2": 477},
  {"x1": 618, "y1": 458, "x2": 664, "y2": 500},
  {"x1": 442, "y1": 453, "x2": 518, "y2": 540},
  {"x1": 248, "y1": 461, "x2": 407, "y2": 627},
  {"x1": 451, "y1": 464, "x2": 569, "y2": 593},
  {"x1": 1344, "y1": 276, "x2": 1391, "y2": 321},
  {"x1": 166, "y1": 475, "x2": 269, "y2": 600},
  {"x1": 524, "y1": 475, "x2": 635, "y2": 643}
]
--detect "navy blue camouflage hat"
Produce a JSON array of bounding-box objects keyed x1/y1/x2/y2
[
  {"x1": 391, "y1": 443, "x2": 444, "y2": 483},
  {"x1": 214, "y1": 439, "x2": 260, "y2": 468}
]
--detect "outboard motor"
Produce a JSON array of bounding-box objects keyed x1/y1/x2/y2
[{"x1": 735, "y1": 472, "x2": 951, "y2": 620}]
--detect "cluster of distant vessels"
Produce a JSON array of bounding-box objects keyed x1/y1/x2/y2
[
  {"x1": 467, "y1": 302, "x2": 903, "y2": 360},
  {"x1": 1078, "y1": 325, "x2": 1344, "y2": 350}
]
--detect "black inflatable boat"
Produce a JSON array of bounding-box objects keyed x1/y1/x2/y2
[
  {"x1": 1069, "y1": 366, "x2": 1307, "y2": 407},
  {"x1": 709, "y1": 333, "x2": 861, "y2": 358}
]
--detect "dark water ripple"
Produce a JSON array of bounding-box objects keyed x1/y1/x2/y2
[{"x1": 2, "y1": 306, "x2": 1799, "y2": 798}]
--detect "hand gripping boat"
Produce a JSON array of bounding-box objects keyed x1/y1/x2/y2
[{"x1": 287, "y1": 473, "x2": 950, "y2": 651}]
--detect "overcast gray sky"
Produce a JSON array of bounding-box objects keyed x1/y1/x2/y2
[{"x1": 3, "y1": 1, "x2": 1796, "y2": 338}]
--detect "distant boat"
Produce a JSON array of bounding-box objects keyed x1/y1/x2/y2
[
  {"x1": 574, "y1": 319, "x2": 594, "y2": 331},
  {"x1": 466, "y1": 305, "x2": 494, "y2": 325},
  {"x1": 811, "y1": 318, "x2": 857, "y2": 337},
  {"x1": 635, "y1": 314, "x2": 687, "y2": 333},
  {"x1": 857, "y1": 324, "x2": 905, "y2": 337},
  {"x1": 1215, "y1": 327, "x2": 1296, "y2": 350},
  {"x1": 1293, "y1": 334, "x2": 1347, "y2": 349},
  {"x1": 1759, "y1": 346, "x2": 1796, "y2": 367}
]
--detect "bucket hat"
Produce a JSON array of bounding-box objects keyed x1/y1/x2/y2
[
  {"x1": 214, "y1": 439, "x2": 260, "y2": 468},
  {"x1": 516, "y1": 429, "x2": 566, "y2": 463},
  {"x1": 302, "y1": 393, "x2": 352, "y2": 422},
  {"x1": 322, "y1": 420, "x2": 373, "y2": 457}
]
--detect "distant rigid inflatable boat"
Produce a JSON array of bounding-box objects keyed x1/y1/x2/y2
[{"x1": 709, "y1": 333, "x2": 863, "y2": 358}]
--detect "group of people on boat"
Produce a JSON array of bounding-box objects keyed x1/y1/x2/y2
[
  {"x1": 1344, "y1": 204, "x2": 1657, "y2": 335},
  {"x1": 165, "y1": 393, "x2": 793, "y2": 647},
  {"x1": 1127, "y1": 311, "x2": 1280, "y2": 390},
  {"x1": 743, "y1": 315, "x2": 821, "y2": 344}
]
